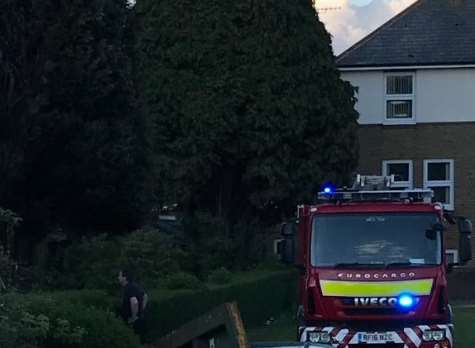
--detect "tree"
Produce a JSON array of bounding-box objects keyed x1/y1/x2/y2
[
  {"x1": 136, "y1": 0, "x2": 358, "y2": 266},
  {"x1": 135, "y1": 0, "x2": 358, "y2": 262},
  {"x1": 0, "y1": 1, "x2": 34, "y2": 203},
  {"x1": 0, "y1": 0, "x2": 152, "y2": 259},
  {"x1": 0, "y1": 207, "x2": 21, "y2": 289}
]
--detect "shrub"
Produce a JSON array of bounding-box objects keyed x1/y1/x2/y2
[
  {"x1": 208, "y1": 267, "x2": 232, "y2": 285},
  {"x1": 0, "y1": 292, "x2": 140, "y2": 348},
  {"x1": 255, "y1": 258, "x2": 289, "y2": 272},
  {"x1": 0, "y1": 295, "x2": 85, "y2": 348},
  {"x1": 0, "y1": 299, "x2": 50, "y2": 348},
  {"x1": 60, "y1": 229, "x2": 192, "y2": 292},
  {"x1": 60, "y1": 234, "x2": 123, "y2": 291},
  {"x1": 0, "y1": 207, "x2": 21, "y2": 291},
  {"x1": 188, "y1": 213, "x2": 237, "y2": 274},
  {"x1": 45, "y1": 289, "x2": 116, "y2": 311},
  {"x1": 0, "y1": 246, "x2": 17, "y2": 290},
  {"x1": 49, "y1": 306, "x2": 139, "y2": 348},
  {"x1": 165, "y1": 272, "x2": 205, "y2": 290}
]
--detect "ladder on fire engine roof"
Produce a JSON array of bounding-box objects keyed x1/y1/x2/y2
[{"x1": 318, "y1": 175, "x2": 434, "y2": 203}]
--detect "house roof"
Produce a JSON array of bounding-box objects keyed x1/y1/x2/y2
[{"x1": 336, "y1": 0, "x2": 475, "y2": 68}]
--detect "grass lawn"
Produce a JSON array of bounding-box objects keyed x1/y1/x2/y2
[
  {"x1": 247, "y1": 312, "x2": 296, "y2": 343},
  {"x1": 454, "y1": 307, "x2": 475, "y2": 348},
  {"x1": 247, "y1": 307, "x2": 475, "y2": 348}
]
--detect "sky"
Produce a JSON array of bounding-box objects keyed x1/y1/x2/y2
[{"x1": 316, "y1": 0, "x2": 418, "y2": 55}]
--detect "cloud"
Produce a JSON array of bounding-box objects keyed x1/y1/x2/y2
[
  {"x1": 316, "y1": 0, "x2": 418, "y2": 55},
  {"x1": 386, "y1": 0, "x2": 418, "y2": 12}
]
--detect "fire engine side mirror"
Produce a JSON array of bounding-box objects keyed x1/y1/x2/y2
[
  {"x1": 457, "y1": 217, "x2": 472, "y2": 264},
  {"x1": 279, "y1": 222, "x2": 302, "y2": 267}
]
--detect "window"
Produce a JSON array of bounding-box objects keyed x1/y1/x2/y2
[
  {"x1": 424, "y1": 159, "x2": 454, "y2": 210},
  {"x1": 385, "y1": 73, "x2": 415, "y2": 122},
  {"x1": 311, "y1": 213, "x2": 442, "y2": 267},
  {"x1": 382, "y1": 160, "x2": 413, "y2": 189}
]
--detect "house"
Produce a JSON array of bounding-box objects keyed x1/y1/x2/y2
[{"x1": 336, "y1": 0, "x2": 475, "y2": 265}]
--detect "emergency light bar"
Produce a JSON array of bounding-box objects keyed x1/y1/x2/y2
[
  {"x1": 318, "y1": 189, "x2": 434, "y2": 203},
  {"x1": 318, "y1": 175, "x2": 433, "y2": 203}
]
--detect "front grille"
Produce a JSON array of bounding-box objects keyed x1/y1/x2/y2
[{"x1": 350, "y1": 345, "x2": 404, "y2": 348}]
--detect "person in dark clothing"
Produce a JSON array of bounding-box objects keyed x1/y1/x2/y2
[{"x1": 118, "y1": 269, "x2": 148, "y2": 339}]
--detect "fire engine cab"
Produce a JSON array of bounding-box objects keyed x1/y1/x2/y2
[{"x1": 280, "y1": 175, "x2": 473, "y2": 348}]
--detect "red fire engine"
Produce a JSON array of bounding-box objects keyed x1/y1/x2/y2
[{"x1": 281, "y1": 175, "x2": 473, "y2": 348}]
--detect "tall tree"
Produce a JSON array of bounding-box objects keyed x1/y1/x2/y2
[
  {"x1": 135, "y1": 0, "x2": 358, "y2": 253},
  {"x1": 0, "y1": 0, "x2": 151, "y2": 259}
]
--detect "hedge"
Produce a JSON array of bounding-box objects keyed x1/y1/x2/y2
[
  {"x1": 141, "y1": 269, "x2": 297, "y2": 343},
  {"x1": 0, "y1": 269, "x2": 297, "y2": 346},
  {"x1": 4, "y1": 265, "x2": 470, "y2": 347},
  {"x1": 36, "y1": 289, "x2": 116, "y2": 310}
]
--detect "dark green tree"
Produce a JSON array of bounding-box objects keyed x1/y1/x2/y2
[
  {"x1": 135, "y1": 0, "x2": 358, "y2": 263},
  {"x1": 0, "y1": 0, "x2": 152, "y2": 258}
]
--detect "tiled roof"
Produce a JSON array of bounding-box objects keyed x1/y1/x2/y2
[{"x1": 337, "y1": 0, "x2": 475, "y2": 67}]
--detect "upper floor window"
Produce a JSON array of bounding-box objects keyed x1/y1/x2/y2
[
  {"x1": 385, "y1": 73, "x2": 415, "y2": 122},
  {"x1": 423, "y1": 159, "x2": 454, "y2": 211}
]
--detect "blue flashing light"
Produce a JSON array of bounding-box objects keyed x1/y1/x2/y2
[
  {"x1": 321, "y1": 182, "x2": 336, "y2": 194},
  {"x1": 398, "y1": 294, "x2": 415, "y2": 308}
]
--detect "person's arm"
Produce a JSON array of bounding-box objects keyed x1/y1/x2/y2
[{"x1": 129, "y1": 297, "x2": 139, "y2": 323}]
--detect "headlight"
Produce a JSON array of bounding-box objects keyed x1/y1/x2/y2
[
  {"x1": 432, "y1": 330, "x2": 446, "y2": 341},
  {"x1": 422, "y1": 330, "x2": 446, "y2": 341},
  {"x1": 308, "y1": 332, "x2": 321, "y2": 343},
  {"x1": 308, "y1": 331, "x2": 331, "y2": 343},
  {"x1": 319, "y1": 332, "x2": 331, "y2": 343}
]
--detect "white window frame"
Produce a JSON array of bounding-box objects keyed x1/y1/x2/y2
[
  {"x1": 423, "y1": 159, "x2": 455, "y2": 211},
  {"x1": 383, "y1": 72, "x2": 416, "y2": 125},
  {"x1": 446, "y1": 249, "x2": 459, "y2": 265},
  {"x1": 382, "y1": 160, "x2": 413, "y2": 189}
]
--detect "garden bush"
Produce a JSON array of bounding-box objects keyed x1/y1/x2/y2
[
  {"x1": 0, "y1": 292, "x2": 140, "y2": 348},
  {"x1": 164, "y1": 272, "x2": 205, "y2": 290},
  {"x1": 60, "y1": 229, "x2": 192, "y2": 291},
  {"x1": 0, "y1": 207, "x2": 21, "y2": 290},
  {"x1": 0, "y1": 245, "x2": 17, "y2": 290},
  {"x1": 207, "y1": 267, "x2": 233, "y2": 285},
  {"x1": 43, "y1": 289, "x2": 116, "y2": 311}
]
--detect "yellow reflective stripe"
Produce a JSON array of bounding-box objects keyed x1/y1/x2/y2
[{"x1": 320, "y1": 279, "x2": 433, "y2": 297}]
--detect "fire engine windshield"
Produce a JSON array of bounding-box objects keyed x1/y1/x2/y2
[{"x1": 311, "y1": 213, "x2": 442, "y2": 267}]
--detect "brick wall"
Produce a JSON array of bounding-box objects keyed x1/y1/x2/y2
[{"x1": 358, "y1": 122, "x2": 475, "y2": 267}]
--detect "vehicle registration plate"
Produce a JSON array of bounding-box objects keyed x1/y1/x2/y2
[{"x1": 358, "y1": 332, "x2": 394, "y2": 344}]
